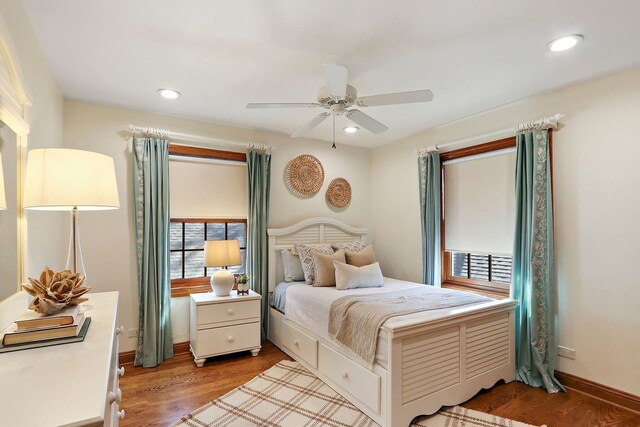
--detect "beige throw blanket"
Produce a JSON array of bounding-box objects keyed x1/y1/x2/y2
[{"x1": 328, "y1": 286, "x2": 492, "y2": 367}]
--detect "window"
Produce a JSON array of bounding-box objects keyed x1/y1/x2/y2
[
  {"x1": 440, "y1": 137, "x2": 518, "y2": 297},
  {"x1": 170, "y1": 219, "x2": 247, "y2": 296},
  {"x1": 167, "y1": 144, "x2": 248, "y2": 297},
  {"x1": 444, "y1": 251, "x2": 512, "y2": 294}
]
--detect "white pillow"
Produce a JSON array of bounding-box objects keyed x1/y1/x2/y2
[
  {"x1": 334, "y1": 261, "x2": 384, "y2": 290},
  {"x1": 280, "y1": 249, "x2": 304, "y2": 282}
]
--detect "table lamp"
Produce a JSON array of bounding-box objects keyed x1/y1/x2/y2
[
  {"x1": 204, "y1": 239, "x2": 241, "y2": 296},
  {"x1": 0, "y1": 153, "x2": 6, "y2": 210},
  {"x1": 24, "y1": 148, "x2": 120, "y2": 277}
]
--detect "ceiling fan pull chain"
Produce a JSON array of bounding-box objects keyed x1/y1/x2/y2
[{"x1": 332, "y1": 115, "x2": 337, "y2": 149}]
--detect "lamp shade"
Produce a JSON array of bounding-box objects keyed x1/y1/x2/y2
[
  {"x1": 204, "y1": 240, "x2": 241, "y2": 267},
  {"x1": 24, "y1": 148, "x2": 120, "y2": 210},
  {"x1": 0, "y1": 153, "x2": 6, "y2": 210}
]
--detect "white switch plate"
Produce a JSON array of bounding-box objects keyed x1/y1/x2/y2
[
  {"x1": 128, "y1": 328, "x2": 138, "y2": 338},
  {"x1": 557, "y1": 345, "x2": 576, "y2": 360}
]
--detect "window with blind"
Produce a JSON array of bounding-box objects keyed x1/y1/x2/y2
[
  {"x1": 168, "y1": 148, "x2": 247, "y2": 297},
  {"x1": 170, "y1": 219, "x2": 247, "y2": 280},
  {"x1": 441, "y1": 139, "x2": 516, "y2": 295}
]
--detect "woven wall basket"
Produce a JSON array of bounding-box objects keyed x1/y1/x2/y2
[
  {"x1": 286, "y1": 154, "x2": 325, "y2": 197},
  {"x1": 326, "y1": 177, "x2": 352, "y2": 209}
]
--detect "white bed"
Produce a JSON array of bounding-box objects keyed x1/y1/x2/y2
[{"x1": 267, "y1": 217, "x2": 517, "y2": 427}]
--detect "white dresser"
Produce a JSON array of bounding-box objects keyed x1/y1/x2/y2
[
  {"x1": 190, "y1": 290, "x2": 261, "y2": 367},
  {"x1": 0, "y1": 291, "x2": 124, "y2": 427}
]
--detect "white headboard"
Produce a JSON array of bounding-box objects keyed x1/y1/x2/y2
[{"x1": 267, "y1": 217, "x2": 368, "y2": 292}]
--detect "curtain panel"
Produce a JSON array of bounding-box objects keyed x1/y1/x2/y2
[
  {"x1": 418, "y1": 152, "x2": 441, "y2": 286},
  {"x1": 246, "y1": 149, "x2": 271, "y2": 340},
  {"x1": 133, "y1": 137, "x2": 174, "y2": 367},
  {"x1": 511, "y1": 130, "x2": 564, "y2": 393}
]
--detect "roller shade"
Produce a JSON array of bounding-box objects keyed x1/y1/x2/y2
[
  {"x1": 444, "y1": 150, "x2": 515, "y2": 255},
  {"x1": 170, "y1": 158, "x2": 247, "y2": 218}
]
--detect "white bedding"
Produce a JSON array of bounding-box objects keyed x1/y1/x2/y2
[{"x1": 284, "y1": 277, "x2": 476, "y2": 368}]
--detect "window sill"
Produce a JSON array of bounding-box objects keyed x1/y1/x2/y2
[
  {"x1": 171, "y1": 277, "x2": 242, "y2": 298},
  {"x1": 441, "y1": 281, "x2": 510, "y2": 300}
]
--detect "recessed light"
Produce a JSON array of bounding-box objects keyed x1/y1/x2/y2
[
  {"x1": 343, "y1": 126, "x2": 359, "y2": 134},
  {"x1": 158, "y1": 88, "x2": 181, "y2": 99},
  {"x1": 547, "y1": 34, "x2": 583, "y2": 52}
]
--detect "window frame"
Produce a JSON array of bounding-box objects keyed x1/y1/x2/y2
[
  {"x1": 167, "y1": 143, "x2": 248, "y2": 298},
  {"x1": 439, "y1": 136, "x2": 517, "y2": 298},
  {"x1": 170, "y1": 218, "x2": 247, "y2": 297},
  {"x1": 439, "y1": 130, "x2": 554, "y2": 298}
]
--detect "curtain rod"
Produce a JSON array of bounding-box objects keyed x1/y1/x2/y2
[
  {"x1": 128, "y1": 124, "x2": 275, "y2": 152},
  {"x1": 417, "y1": 113, "x2": 564, "y2": 156}
]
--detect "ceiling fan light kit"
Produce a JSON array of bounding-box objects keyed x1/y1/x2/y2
[{"x1": 246, "y1": 64, "x2": 433, "y2": 146}]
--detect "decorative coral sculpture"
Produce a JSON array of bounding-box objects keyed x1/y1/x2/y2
[{"x1": 21, "y1": 267, "x2": 90, "y2": 315}]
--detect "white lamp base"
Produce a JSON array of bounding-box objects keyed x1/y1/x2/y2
[{"x1": 211, "y1": 269, "x2": 235, "y2": 296}]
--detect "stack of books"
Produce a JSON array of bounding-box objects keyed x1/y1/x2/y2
[{"x1": 0, "y1": 305, "x2": 91, "y2": 353}]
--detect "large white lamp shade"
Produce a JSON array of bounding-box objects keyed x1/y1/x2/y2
[
  {"x1": 204, "y1": 240, "x2": 241, "y2": 296},
  {"x1": 24, "y1": 148, "x2": 119, "y2": 210},
  {"x1": 23, "y1": 148, "x2": 120, "y2": 275},
  {"x1": 0, "y1": 153, "x2": 6, "y2": 210}
]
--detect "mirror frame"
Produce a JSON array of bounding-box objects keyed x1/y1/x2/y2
[{"x1": 0, "y1": 16, "x2": 33, "y2": 292}]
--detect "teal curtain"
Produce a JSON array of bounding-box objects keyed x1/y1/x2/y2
[
  {"x1": 246, "y1": 149, "x2": 271, "y2": 340},
  {"x1": 511, "y1": 130, "x2": 564, "y2": 393},
  {"x1": 133, "y1": 137, "x2": 173, "y2": 367},
  {"x1": 418, "y1": 152, "x2": 441, "y2": 286}
]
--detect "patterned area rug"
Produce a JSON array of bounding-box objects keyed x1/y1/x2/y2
[{"x1": 173, "y1": 360, "x2": 541, "y2": 427}]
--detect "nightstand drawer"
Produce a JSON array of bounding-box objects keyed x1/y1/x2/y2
[
  {"x1": 197, "y1": 300, "x2": 260, "y2": 326},
  {"x1": 196, "y1": 322, "x2": 260, "y2": 356}
]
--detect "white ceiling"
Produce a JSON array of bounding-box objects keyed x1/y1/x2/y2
[{"x1": 22, "y1": 0, "x2": 640, "y2": 148}]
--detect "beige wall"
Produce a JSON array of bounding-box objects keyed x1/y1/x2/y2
[
  {"x1": 0, "y1": 0, "x2": 65, "y2": 283},
  {"x1": 62, "y1": 99, "x2": 371, "y2": 351},
  {"x1": 371, "y1": 66, "x2": 640, "y2": 395}
]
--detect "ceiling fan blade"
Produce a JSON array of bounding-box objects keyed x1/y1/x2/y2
[
  {"x1": 356, "y1": 89, "x2": 433, "y2": 107},
  {"x1": 246, "y1": 103, "x2": 320, "y2": 109},
  {"x1": 346, "y1": 109, "x2": 388, "y2": 134},
  {"x1": 291, "y1": 112, "x2": 331, "y2": 138},
  {"x1": 323, "y1": 64, "x2": 348, "y2": 99}
]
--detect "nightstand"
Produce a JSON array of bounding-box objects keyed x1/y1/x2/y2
[{"x1": 189, "y1": 290, "x2": 261, "y2": 367}]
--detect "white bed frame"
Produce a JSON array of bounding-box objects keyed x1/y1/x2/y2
[{"x1": 267, "y1": 217, "x2": 517, "y2": 427}]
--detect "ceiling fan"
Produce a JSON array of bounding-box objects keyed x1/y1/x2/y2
[{"x1": 246, "y1": 64, "x2": 433, "y2": 139}]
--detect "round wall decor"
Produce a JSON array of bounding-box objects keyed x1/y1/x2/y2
[
  {"x1": 286, "y1": 154, "x2": 325, "y2": 197},
  {"x1": 326, "y1": 177, "x2": 352, "y2": 209}
]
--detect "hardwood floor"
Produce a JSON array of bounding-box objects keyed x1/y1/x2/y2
[{"x1": 119, "y1": 341, "x2": 640, "y2": 427}]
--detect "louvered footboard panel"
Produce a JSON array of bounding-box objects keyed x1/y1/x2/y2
[
  {"x1": 401, "y1": 327, "x2": 460, "y2": 404},
  {"x1": 465, "y1": 313, "x2": 510, "y2": 379}
]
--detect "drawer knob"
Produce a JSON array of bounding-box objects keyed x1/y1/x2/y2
[
  {"x1": 108, "y1": 388, "x2": 122, "y2": 404},
  {"x1": 341, "y1": 372, "x2": 349, "y2": 380},
  {"x1": 227, "y1": 308, "x2": 234, "y2": 315},
  {"x1": 117, "y1": 366, "x2": 125, "y2": 377},
  {"x1": 117, "y1": 409, "x2": 125, "y2": 419},
  {"x1": 227, "y1": 336, "x2": 235, "y2": 343},
  {"x1": 293, "y1": 339, "x2": 299, "y2": 347},
  {"x1": 115, "y1": 326, "x2": 124, "y2": 336}
]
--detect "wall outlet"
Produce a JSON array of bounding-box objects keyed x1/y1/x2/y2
[
  {"x1": 128, "y1": 328, "x2": 138, "y2": 338},
  {"x1": 557, "y1": 345, "x2": 576, "y2": 360}
]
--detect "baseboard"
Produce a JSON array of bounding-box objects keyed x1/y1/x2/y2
[
  {"x1": 119, "y1": 341, "x2": 191, "y2": 366},
  {"x1": 555, "y1": 370, "x2": 640, "y2": 414}
]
